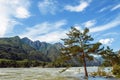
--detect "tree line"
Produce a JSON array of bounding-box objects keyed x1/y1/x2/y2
[{"x1": 0, "y1": 59, "x2": 48, "y2": 68}]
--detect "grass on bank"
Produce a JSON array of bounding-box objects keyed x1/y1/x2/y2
[{"x1": 90, "y1": 67, "x2": 112, "y2": 77}]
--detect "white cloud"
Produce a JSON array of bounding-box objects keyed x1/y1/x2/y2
[
  {"x1": 74, "y1": 26, "x2": 82, "y2": 31},
  {"x1": 90, "y1": 15, "x2": 120, "y2": 33},
  {"x1": 99, "y1": 6, "x2": 111, "y2": 12},
  {"x1": 38, "y1": 0, "x2": 58, "y2": 15},
  {"x1": 99, "y1": 7, "x2": 107, "y2": 12},
  {"x1": 0, "y1": 0, "x2": 31, "y2": 37},
  {"x1": 20, "y1": 20, "x2": 67, "y2": 43},
  {"x1": 15, "y1": 7, "x2": 30, "y2": 18},
  {"x1": 5, "y1": 0, "x2": 31, "y2": 19},
  {"x1": 34, "y1": 30, "x2": 67, "y2": 43},
  {"x1": 99, "y1": 4, "x2": 120, "y2": 12},
  {"x1": 111, "y1": 4, "x2": 120, "y2": 11},
  {"x1": 99, "y1": 38, "x2": 114, "y2": 45},
  {"x1": 102, "y1": 32, "x2": 118, "y2": 37},
  {"x1": 65, "y1": 0, "x2": 91, "y2": 12},
  {"x1": 83, "y1": 20, "x2": 96, "y2": 28}
]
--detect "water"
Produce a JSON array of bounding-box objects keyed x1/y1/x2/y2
[{"x1": 0, "y1": 67, "x2": 119, "y2": 80}]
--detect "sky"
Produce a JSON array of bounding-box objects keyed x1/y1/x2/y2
[{"x1": 0, "y1": 0, "x2": 120, "y2": 51}]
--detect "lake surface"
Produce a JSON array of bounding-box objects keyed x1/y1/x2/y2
[{"x1": 0, "y1": 67, "x2": 119, "y2": 80}]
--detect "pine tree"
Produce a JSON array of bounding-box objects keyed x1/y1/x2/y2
[
  {"x1": 100, "y1": 46, "x2": 120, "y2": 66},
  {"x1": 61, "y1": 27, "x2": 102, "y2": 78}
]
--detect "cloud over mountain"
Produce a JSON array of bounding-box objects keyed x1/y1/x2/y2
[{"x1": 20, "y1": 20, "x2": 67, "y2": 43}]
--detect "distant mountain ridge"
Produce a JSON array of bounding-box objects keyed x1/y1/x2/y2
[
  {"x1": 21, "y1": 37, "x2": 63, "y2": 61},
  {"x1": 0, "y1": 36, "x2": 103, "y2": 66},
  {"x1": 0, "y1": 36, "x2": 49, "y2": 61},
  {"x1": 21, "y1": 37, "x2": 104, "y2": 66}
]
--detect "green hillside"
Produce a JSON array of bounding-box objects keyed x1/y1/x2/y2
[{"x1": 0, "y1": 36, "x2": 48, "y2": 61}]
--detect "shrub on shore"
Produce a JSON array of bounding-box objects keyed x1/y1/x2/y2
[
  {"x1": 90, "y1": 67, "x2": 112, "y2": 77},
  {"x1": 112, "y1": 64, "x2": 120, "y2": 78}
]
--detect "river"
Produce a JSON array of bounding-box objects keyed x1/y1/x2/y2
[{"x1": 0, "y1": 67, "x2": 119, "y2": 80}]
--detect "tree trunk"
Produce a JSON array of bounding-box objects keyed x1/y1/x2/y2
[{"x1": 82, "y1": 52, "x2": 88, "y2": 78}]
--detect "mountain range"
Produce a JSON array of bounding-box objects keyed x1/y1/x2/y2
[
  {"x1": 0, "y1": 36, "x2": 63, "y2": 62},
  {"x1": 0, "y1": 36, "x2": 103, "y2": 66},
  {"x1": 21, "y1": 37, "x2": 63, "y2": 61}
]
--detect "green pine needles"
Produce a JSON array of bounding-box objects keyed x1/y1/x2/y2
[{"x1": 61, "y1": 27, "x2": 102, "y2": 78}]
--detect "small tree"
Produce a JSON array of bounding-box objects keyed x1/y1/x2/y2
[
  {"x1": 61, "y1": 27, "x2": 102, "y2": 78},
  {"x1": 100, "y1": 46, "x2": 120, "y2": 66}
]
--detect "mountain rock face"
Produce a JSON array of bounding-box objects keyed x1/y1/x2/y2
[
  {"x1": 86, "y1": 57, "x2": 103, "y2": 66},
  {"x1": 21, "y1": 37, "x2": 63, "y2": 61},
  {"x1": 0, "y1": 36, "x2": 49, "y2": 61}
]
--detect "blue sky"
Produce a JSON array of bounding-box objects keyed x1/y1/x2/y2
[{"x1": 0, "y1": 0, "x2": 120, "y2": 51}]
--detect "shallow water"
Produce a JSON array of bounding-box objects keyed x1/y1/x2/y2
[{"x1": 0, "y1": 67, "x2": 118, "y2": 80}]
